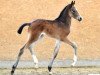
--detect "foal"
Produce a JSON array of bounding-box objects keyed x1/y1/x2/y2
[{"x1": 11, "y1": 1, "x2": 82, "y2": 75}]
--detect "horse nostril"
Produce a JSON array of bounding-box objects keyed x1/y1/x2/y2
[
  {"x1": 80, "y1": 17, "x2": 82, "y2": 20},
  {"x1": 78, "y1": 17, "x2": 82, "y2": 21}
]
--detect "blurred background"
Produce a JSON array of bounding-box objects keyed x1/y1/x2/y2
[{"x1": 0, "y1": 0, "x2": 100, "y2": 61}]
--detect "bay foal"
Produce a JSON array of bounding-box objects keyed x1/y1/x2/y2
[{"x1": 11, "y1": 1, "x2": 82, "y2": 75}]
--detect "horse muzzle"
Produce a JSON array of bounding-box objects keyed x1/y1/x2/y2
[{"x1": 77, "y1": 16, "x2": 83, "y2": 21}]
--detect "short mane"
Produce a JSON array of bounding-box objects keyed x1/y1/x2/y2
[{"x1": 55, "y1": 4, "x2": 71, "y2": 24}]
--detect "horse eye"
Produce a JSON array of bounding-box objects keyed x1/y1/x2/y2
[{"x1": 72, "y1": 10, "x2": 75, "y2": 13}]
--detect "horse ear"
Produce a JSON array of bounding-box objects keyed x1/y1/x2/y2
[
  {"x1": 71, "y1": 1, "x2": 74, "y2": 4},
  {"x1": 71, "y1": 1, "x2": 75, "y2": 7},
  {"x1": 73, "y1": 1, "x2": 75, "y2": 4}
]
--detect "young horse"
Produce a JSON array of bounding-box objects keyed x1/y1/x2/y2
[{"x1": 11, "y1": 1, "x2": 82, "y2": 75}]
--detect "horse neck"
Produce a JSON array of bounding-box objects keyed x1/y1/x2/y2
[
  {"x1": 55, "y1": 9, "x2": 71, "y2": 27},
  {"x1": 64, "y1": 14, "x2": 71, "y2": 26},
  {"x1": 56, "y1": 14, "x2": 71, "y2": 27}
]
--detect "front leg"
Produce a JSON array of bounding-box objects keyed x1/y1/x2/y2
[
  {"x1": 48, "y1": 40, "x2": 61, "y2": 74},
  {"x1": 71, "y1": 42, "x2": 77, "y2": 66},
  {"x1": 62, "y1": 38, "x2": 78, "y2": 66}
]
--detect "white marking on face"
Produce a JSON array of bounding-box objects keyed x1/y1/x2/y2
[{"x1": 77, "y1": 16, "x2": 81, "y2": 20}]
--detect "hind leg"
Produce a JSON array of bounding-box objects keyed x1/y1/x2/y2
[
  {"x1": 11, "y1": 43, "x2": 31, "y2": 75},
  {"x1": 11, "y1": 45, "x2": 26, "y2": 75},
  {"x1": 28, "y1": 33, "x2": 44, "y2": 68},
  {"x1": 11, "y1": 32, "x2": 43, "y2": 75},
  {"x1": 28, "y1": 45, "x2": 39, "y2": 68}
]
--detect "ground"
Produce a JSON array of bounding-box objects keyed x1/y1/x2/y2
[
  {"x1": 0, "y1": 0, "x2": 100, "y2": 60},
  {"x1": 0, "y1": 68, "x2": 100, "y2": 75}
]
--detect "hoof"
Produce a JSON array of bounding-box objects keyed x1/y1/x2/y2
[
  {"x1": 49, "y1": 72, "x2": 53, "y2": 75},
  {"x1": 11, "y1": 70, "x2": 14, "y2": 75},
  {"x1": 34, "y1": 64, "x2": 39, "y2": 69},
  {"x1": 71, "y1": 56, "x2": 77, "y2": 67},
  {"x1": 71, "y1": 63, "x2": 75, "y2": 67},
  {"x1": 71, "y1": 62, "x2": 76, "y2": 67},
  {"x1": 48, "y1": 66, "x2": 52, "y2": 75},
  {"x1": 11, "y1": 65, "x2": 15, "y2": 75},
  {"x1": 48, "y1": 66, "x2": 52, "y2": 72}
]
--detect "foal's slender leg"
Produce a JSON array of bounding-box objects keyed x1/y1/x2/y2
[
  {"x1": 71, "y1": 42, "x2": 77, "y2": 66},
  {"x1": 48, "y1": 40, "x2": 61, "y2": 74},
  {"x1": 28, "y1": 33, "x2": 44, "y2": 68},
  {"x1": 28, "y1": 44, "x2": 39, "y2": 68},
  {"x1": 11, "y1": 32, "x2": 43, "y2": 75},
  {"x1": 63, "y1": 38, "x2": 77, "y2": 66},
  {"x1": 11, "y1": 45, "x2": 26, "y2": 75}
]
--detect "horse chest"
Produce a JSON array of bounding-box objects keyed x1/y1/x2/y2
[
  {"x1": 58, "y1": 26, "x2": 70, "y2": 35},
  {"x1": 52, "y1": 27, "x2": 70, "y2": 39}
]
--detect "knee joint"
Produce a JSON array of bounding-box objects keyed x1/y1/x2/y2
[
  {"x1": 72, "y1": 42, "x2": 77, "y2": 49},
  {"x1": 19, "y1": 49, "x2": 24, "y2": 56}
]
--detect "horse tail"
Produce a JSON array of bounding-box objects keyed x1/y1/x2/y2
[{"x1": 17, "y1": 23, "x2": 31, "y2": 34}]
